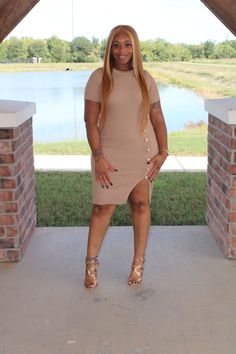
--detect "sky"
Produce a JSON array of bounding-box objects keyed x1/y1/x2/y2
[{"x1": 7, "y1": 0, "x2": 235, "y2": 44}]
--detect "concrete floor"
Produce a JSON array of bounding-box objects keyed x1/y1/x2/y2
[{"x1": 0, "y1": 226, "x2": 236, "y2": 354}]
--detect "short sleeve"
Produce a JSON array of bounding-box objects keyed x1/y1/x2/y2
[
  {"x1": 144, "y1": 71, "x2": 160, "y2": 104},
  {"x1": 84, "y1": 68, "x2": 103, "y2": 103}
]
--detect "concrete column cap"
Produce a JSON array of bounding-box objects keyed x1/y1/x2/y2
[
  {"x1": 0, "y1": 99, "x2": 36, "y2": 128},
  {"x1": 205, "y1": 97, "x2": 236, "y2": 125}
]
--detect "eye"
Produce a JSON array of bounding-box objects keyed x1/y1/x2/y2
[
  {"x1": 112, "y1": 42, "x2": 119, "y2": 48},
  {"x1": 125, "y1": 42, "x2": 132, "y2": 48}
]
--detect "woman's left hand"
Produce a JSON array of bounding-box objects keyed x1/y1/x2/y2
[{"x1": 147, "y1": 151, "x2": 168, "y2": 182}]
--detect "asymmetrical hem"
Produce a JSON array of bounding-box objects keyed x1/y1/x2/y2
[{"x1": 85, "y1": 67, "x2": 160, "y2": 205}]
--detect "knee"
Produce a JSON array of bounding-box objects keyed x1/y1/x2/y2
[
  {"x1": 129, "y1": 200, "x2": 149, "y2": 214},
  {"x1": 93, "y1": 204, "x2": 114, "y2": 217}
]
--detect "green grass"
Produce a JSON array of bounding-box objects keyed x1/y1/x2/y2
[
  {"x1": 168, "y1": 125, "x2": 207, "y2": 155},
  {"x1": 145, "y1": 60, "x2": 236, "y2": 98},
  {"x1": 33, "y1": 140, "x2": 91, "y2": 155},
  {"x1": 36, "y1": 172, "x2": 207, "y2": 226},
  {"x1": 0, "y1": 62, "x2": 101, "y2": 72},
  {"x1": 33, "y1": 125, "x2": 208, "y2": 156}
]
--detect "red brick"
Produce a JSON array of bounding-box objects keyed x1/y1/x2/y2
[
  {"x1": 208, "y1": 123, "x2": 216, "y2": 135},
  {"x1": 229, "y1": 224, "x2": 236, "y2": 235},
  {"x1": 0, "y1": 166, "x2": 13, "y2": 177},
  {"x1": 0, "y1": 191, "x2": 15, "y2": 202},
  {"x1": 0, "y1": 215, "x2": 15, "y2": 225},
  {"x1": 6, "y1": 226, "x2": 18, "y2": 237},
  {"x1": 11, "y1": 137, "x2": 22, "y2": 152},
  {"x1": 228, "y1": 212, "x2": 236, "y2": 222},
  {"x1": 231, "y1": 139, "x2": 236, "y2": 149},
  {"x1": 230, "y1": 250, "x2": 236, "y2": 258},
  {"x1": 228, "y1": 237, "x2": 236, "y2": 245},
  {"x1": 228, "y1": 188, "x2": 236, "y2": 198},
  {"x1": 20, "y1": 224, "x2": 35, "y2": 259},
  {"x1": 220, "y1": 170, "x2": 232, "y2": 186},
  {"x1": 219, "y1": 214, "x2": 229, "y2": 233},
  {"x1": 0, "y1": 129, "x2": 14, "y2": 139},
  {"x1": 220, "y1": 158, "x2": 230, "y2": 175},
  {"x1": 0, "y1": 227, "x2": 5, "y2": 236},
  {"x1": 230, "y1": 177, "x2": 236, "y2": 188},
  {"x1": 14, "y1": 126, "x2": 21, "y2": 138},
  {"x1": 215, "y1": 130, "x2": 230, "y2": 148},
  {"x1": 0, "y1": 249, "x2": 6, "y2": 261},
  {"x1": 209, "y1": 115, "x2": 233, "y2": 137},
  {"x1": 0, "y1": 178, "x2": 17, "y2": 189},
  {"x1": 0, "y1": 238, "x2": 17, "y2": 249},
  {"x1": 13, "y1": 159, "x2": 23, "y2": 175},
  {"x1": 0, "y1": 141, "x2": 12, "y2": 154},
  {"x1": 0, "y1": 153, "x2": 14, "y2": 164},
  {"x1": 225, "y1": 198, "x2": 236, "y2": 211},
  {"x1": 4, "y1": 202, "x2": 18, "y2": 213},
  {"x1": 6, "y1": 250, "x2": 20, "y2": 261},
  {"x1": 228, "y1": 164, "x2": 236, "y2": 174}
]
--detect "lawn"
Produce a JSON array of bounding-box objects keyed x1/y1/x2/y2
[
  {"x1": 36, "y1": 172, "x2": 207, "y2": 227},
  {"x1": 33, "y1": 125, "x2": 208, "y2": 156}
]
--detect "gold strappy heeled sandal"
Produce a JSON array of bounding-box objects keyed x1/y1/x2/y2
[
  {"x1": 128, "y1": 257, "x2": 145, "y2": 285},
  {"x1": 84, "y1": 256, "x2": 99, "y2": 289}
]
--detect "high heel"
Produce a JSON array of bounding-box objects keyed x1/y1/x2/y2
[
  {"x1": 128, "y1": 257, "x2": 145, "y2": 285},
  {"x1": 84, "y1": 256, "x2": 99, "y2": 288}
]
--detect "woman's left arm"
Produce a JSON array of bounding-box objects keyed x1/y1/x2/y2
[{"x1": 147, "y1": 101, "x2": 168, "y2": 182}]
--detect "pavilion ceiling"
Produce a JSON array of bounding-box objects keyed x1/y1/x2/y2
[
  {"x1": 201, "y1": 0, "x2": 236, "y2": 36},
  {"x1": 0, "y1": 0, "x2": 40, "y2": 42}
]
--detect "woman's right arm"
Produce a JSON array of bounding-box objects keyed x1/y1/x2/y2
[
  {"x1": 84, "y1": 99, "x2": 117, "y2": 187},
  {"x1": 84, "y1": 99, "x2": 103, "y2": 160}
]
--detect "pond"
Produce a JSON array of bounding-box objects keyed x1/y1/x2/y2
[{"x1": 0, "y1": 70, "x2": 207, "y2": 142}]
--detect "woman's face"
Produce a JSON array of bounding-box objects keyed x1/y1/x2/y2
[{"x1": 111, "y1": 32, "x2": 133, "y2": 71}]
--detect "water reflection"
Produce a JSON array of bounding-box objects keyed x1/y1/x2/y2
[{"x1": 0, "y1": 70, "x2": 207, "y2": 142}]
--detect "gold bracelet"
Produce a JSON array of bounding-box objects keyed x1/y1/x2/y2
[{"x1": 159, "y1": 149, "x2": 169, "y2": 155}]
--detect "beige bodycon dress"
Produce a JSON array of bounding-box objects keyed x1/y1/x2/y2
[{"x1": 84, "y1": 67, "x2": 160, "y2": 205}]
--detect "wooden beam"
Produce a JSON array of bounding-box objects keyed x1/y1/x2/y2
[
  {"x1": 0, "y1": 0, "x2": 40, "y2": 42},
  {"x1": 201, "y1": 0, "x2": 236, "y2": 36}
]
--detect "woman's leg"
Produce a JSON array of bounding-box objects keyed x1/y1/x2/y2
[
  {"x1": 84, "y1": 204, "x2": 116, "y2": 288},
  {"x1": 128, "y1": 179, "x2": 151, "y2": 259},
  {"x1": 127, "y1": 179, "x2": 151, "y2": 284},
  {"x1": 86, "y1": 204, "x2": 116, "y2": 258}
]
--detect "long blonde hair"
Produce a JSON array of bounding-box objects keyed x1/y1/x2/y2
[{"x1": 100, "y1": 25, "x2": 150, "y2": 133}]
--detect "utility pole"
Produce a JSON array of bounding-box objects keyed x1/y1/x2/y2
[{"x1": 71, "y1": 0, "x2": 75, "y2": 40}]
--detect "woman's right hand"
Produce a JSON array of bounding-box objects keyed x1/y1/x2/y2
[{"x1": 95, "y1": 158, "x2": 118, "y2": 188}]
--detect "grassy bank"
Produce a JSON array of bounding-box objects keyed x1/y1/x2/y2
[
  {"x1": 36, "y1": 172, "x2": 207, "y2": 226},
  {"x1": 145, "y1": 59, "x2": 236, "y2": 97},
  {"x1": 33, "y1": 125, "x2": 208, "y2": 156},
  {"x1": 0, "y1": 62, "x2": 100, "y2": 72}
]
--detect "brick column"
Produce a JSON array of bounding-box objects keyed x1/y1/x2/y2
[
  {"x1": 206, "y1": 97, "x2": 236, "y2": 259},
  {"x1": 0, "y1": 99, "x2": 36, "y2": 261}
]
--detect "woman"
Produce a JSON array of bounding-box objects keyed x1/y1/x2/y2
[{"x1": 84, "y1": 25, "x2": 168, "y2": 288}]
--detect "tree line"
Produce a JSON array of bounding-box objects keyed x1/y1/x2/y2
[{"x1": 0, "y1": 36, "x2": 236, "y2": 63}]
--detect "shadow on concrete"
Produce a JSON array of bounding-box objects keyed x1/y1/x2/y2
[{"x1": 0, "y1": 226, "x2": 235, "y2": 354}]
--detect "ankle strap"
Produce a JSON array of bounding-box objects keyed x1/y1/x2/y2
[{"x1": 85, "y1": 256, "x2": 99, "y2": 262}]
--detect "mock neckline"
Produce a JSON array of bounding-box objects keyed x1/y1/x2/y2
[{"x1": 113, "y1": 68, "x2": 134, "y2": 75}]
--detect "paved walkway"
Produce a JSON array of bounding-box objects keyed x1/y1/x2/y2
[
  {"x1": 0, "y1": 226, "x2": 235, "y2": 354},
  {"x1": 34, "y1": 155, "x2": 207, "y2": 172}
]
